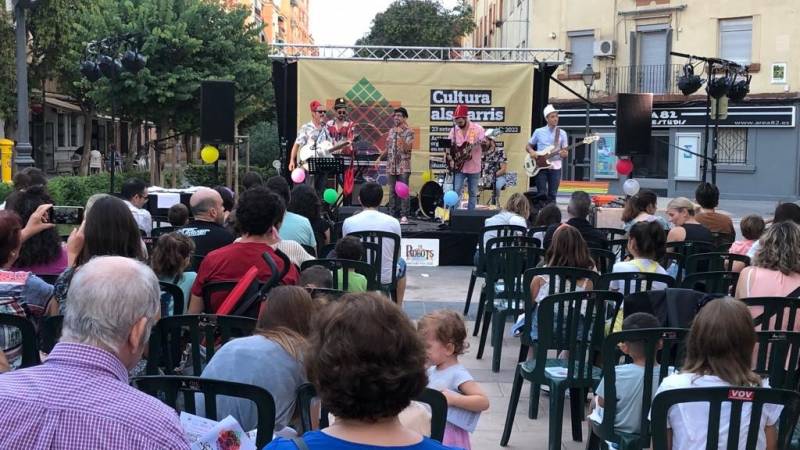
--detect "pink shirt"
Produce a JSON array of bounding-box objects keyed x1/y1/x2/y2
[
  {"x1": 448, "y1": 122, "x2": 485, "y2": 174},
  {"x1": 743, "y1": 266, "x2": 800, "y2": 331},
  {"x1": 729, "y1": 239, "x2": 755, "y2": 256}
]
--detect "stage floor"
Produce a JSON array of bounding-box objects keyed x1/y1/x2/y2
[{"x1": 400, "y1": 218, "x2": 477, "y2": 266}]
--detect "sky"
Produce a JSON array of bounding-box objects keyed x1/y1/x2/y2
[{"x1": 309, "y1": 0, "x2": 462, "y2": 47}]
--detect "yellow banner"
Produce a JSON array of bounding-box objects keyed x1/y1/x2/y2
[{"x1": 297, "y1": 59, "x2": 534, "y2": 205}]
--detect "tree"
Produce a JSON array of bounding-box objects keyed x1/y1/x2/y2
[
  {"x1": 246, "y1": 121, "x2": 280, "y2": 168},
  {"x1": 0, "y1": 9, "x2": 16, "y2": 135},
  {"x1": 356, "y1": 0, "x2": 475, "y2": 47}
]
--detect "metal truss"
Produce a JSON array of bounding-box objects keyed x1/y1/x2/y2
[{"x1": 269, "y1": 44, "x2": 568, "y2": 66}]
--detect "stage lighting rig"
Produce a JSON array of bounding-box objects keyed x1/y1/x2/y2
[{"x1": 677, "y1": 63, "x2": 704, "y2": 95}]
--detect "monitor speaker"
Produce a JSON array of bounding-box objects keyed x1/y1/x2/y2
[
  {"x1": 201, "y1": 80, "x2": 235, "y2": 145},
  {"x1": 615, "y1": 93, "x2": 653, "y2": 156},
  {"x1": 450, "y1": 209, "x2": 496, "y2": 233}
]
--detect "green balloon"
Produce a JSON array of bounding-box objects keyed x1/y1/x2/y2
[{"x1": 323, "y1": 188, "x2": 338, "y2": 205}]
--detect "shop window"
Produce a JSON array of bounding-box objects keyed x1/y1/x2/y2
[{"x1": 716, "y1": 128, "x2": 748, "y2": 164}]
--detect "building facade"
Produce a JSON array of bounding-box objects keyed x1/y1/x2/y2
[
  {"x1": 224, "y1": 0, "x2": 313, "y2": 45},
  {"x1": 471, "y1": 0, "x2": 800, "y2": 200}
]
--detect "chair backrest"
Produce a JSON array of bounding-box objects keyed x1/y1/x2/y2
[
  {"x1": 485, "y1": 246, "x2": 545, "y2": 312},
  {"x1": 665, "y1": 240, "x2": 715, "y2": 258},
  {"x1": 684, "y1": 252, "x2": 750, "y2": 276},
  {"x1": 132, "y1": 375, "x2": 275, "y2": 448},
  {"x1": 533, "y1": 291, "x2": 624, "y2": 383},
  {"x1": 300, "y1": 258, "x2": 378, "y2": 291},
  {"x1": 608, "y1": 238, "x2": 629, "y2": 261},
  {"x1": 145, "y1": 314, "x2": 257, "y2": 376},
  {"x1": 485, "y1": 235, "x2": 542, "y2": 252},
  {"x1": 597, "y1": 227, "x2": 627, "y2": 241},
  {"x1": 595, "y1": 328, "x2": 689, "y2": 446},
  {"x1": 349, "y1": 230, "x2": 401, "y2": 288},
  {"x1": 0, "y1": 313, "x2": 40, "y2": 368},
  {"x1": 589, "y1": 248, "x2": 616, "y2": 274},
  {"x1": 480, "y1": 224, "x2": 528, "y2": 257},
  {"x1": 190, "y1": 253, "x2": 206, "y2": 272},
  {"x1": 201, "y1": 281, "x2": 239, "y2": 313},
  {"x1": 680, "y1": 271, "x2": 739, "y2": 295},
  {"x1": 151, "y1": 226, "x2": 176, "y2": 238},
  {"x1": 753, "y1": 330, "x2": 800, "y2": 391},
  {"x1": 660, "y1": 251, "x2": 685, "y2": 281},
  {"x1": 295, "y1": 383, "x2": 448, "y2": 443},
  {"x1": 39, "y1": 314, "x2": 64, "y2": 354},
  {"x1": 301, "y1": 244, "x2": 317, "y2": 257},
  {"x1": 744, "y1": 297, "x2": 800, "y2": 331},
  {"x1": 159, "y1": 281, "x2": 185, "y2": 317},
  {"x1": 710, "y1": 231, "x2": 736, "y2": 250},
  {"x1": 651, "y1": 387, "x2": 800, "y2": 450},
  {"x1": 597, "y1": 271, "x2": 676, "y2": 294}
]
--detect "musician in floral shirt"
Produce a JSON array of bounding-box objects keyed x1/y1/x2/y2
[{"x1": 376, "y1": 107, "x2": 414, "y2": 223}]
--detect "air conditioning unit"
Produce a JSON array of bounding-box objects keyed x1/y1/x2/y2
[{"x1": 594, "y1": 40, "x2": 616, "y2": 57}]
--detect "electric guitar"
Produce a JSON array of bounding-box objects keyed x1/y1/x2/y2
[
  {"x1": 524, "y1": 135, "x2": 600, "y2": 177},
  {"x1": 446, "y1": 128, "x2": 503, "y2": 172},
  {"x1": 298, "y1": 135, "x2": 360, "y2": 170}
]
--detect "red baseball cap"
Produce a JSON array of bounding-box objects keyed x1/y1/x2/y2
[
  {"x1": 309, "y1": 100, "x2": 322, "y2": 112},
  {"x1": 454, "y1": 104, "x2": 469, "y2": 119}
]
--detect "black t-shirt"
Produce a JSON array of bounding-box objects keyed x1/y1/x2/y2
[
  {"x1": 180, "y1": 220, "x2": 235, "y2": 266},
  {"x1": 543, "y1": 217, "x2": 608, "y2": 250}
]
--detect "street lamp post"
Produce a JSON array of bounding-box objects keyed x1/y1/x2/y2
[
  {"x1": 581, "y1": 64, "x2": 595, "y2": 173},
  {"x1": 12, "y1": 0, "x2": 37, "y2": 170}
]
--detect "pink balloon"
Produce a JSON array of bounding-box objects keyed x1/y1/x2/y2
[
  {"x1": 395, "y1": 181, "x2": 409, "y2": 199},
  {"x1": 291, "y1": 168, "x2": 306, "y2": 183}
]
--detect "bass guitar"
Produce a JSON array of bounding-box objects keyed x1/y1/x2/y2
[
  {"x1": 446, "y1": 128, "x2": 503, "y2": 172},
  {"x1": 524, "y1": 135, "x2": 599, "y2": 177}
]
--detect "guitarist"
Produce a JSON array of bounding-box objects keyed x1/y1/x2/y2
[
  {"x1": 448, "y1": 104, "x2": 485, "y2": 211},
  {"x1": 313, "y1": 97, "x2": 356, "y2": 194},
  {"x1": 526, "y1": 104, "x2": 568, "y2": 205},
  {"x1": 288, "y1": 99, "x2": 326, "y2": 173}
]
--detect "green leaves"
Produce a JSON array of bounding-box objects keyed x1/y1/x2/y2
[{"x1": 356, "y1": 0, "x2": 476, "y2": 47}]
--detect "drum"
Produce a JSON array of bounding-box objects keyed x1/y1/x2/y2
[{"x1": 418, "y1": 181, "x2": 444, "y2": 218}]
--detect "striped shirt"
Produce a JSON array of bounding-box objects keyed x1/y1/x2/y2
[{"x1": 0, "y1": 342, "x2": 189, "y2": 449}]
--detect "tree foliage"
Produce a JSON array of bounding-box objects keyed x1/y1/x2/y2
[
  {"x1": 246, "y1": 121, "x2": 280, "y2": 168},
  {"x1": 0, "y1": 9, "x2": 16, "y2": 122},
  {"x1": 356, "y1": 0, "x2": 475, "y2": 47}
]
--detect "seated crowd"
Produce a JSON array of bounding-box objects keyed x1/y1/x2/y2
[{"x1": 0, "y1": 172, "x2": 797, "y2": 450}]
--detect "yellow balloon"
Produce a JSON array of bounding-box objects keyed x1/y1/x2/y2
[
  {"x1": 200, "y1": 145, "x2": 219, "y2": 164},
  {"x1": 422, "y1": 170, "x2": 433, "y2": 182}
]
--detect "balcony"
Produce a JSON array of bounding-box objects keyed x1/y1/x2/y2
[{"x1": 605, "y1": 64, "x2": 683, "y2": 96}]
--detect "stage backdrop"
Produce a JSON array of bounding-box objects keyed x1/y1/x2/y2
[{"x1": 297, "y1": 59, "x2": 534, "y2": 204}]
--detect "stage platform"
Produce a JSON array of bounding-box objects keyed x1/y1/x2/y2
[{"x1": 399, "y1": 219, "x2": 477, "y2": 266}]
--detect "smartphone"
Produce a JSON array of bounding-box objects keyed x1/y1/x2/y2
[{"x1": 49, "y1": 206, "x2": 84, "y2": 225}]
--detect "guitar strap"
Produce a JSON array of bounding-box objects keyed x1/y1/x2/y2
[{"x1": 553, "y1": 126, "x2": 561, "y2": 154}]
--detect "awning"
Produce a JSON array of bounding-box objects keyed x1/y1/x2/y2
[{"x1": 45, "y1": 97, "x2": 82, "y2": 113}]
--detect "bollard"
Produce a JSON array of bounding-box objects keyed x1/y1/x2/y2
[{"x1": 0, "y1": 139, "x2": 13, "y2": 184}]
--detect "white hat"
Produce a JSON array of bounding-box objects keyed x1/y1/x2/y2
[{"x1": 543, "y1": 104, "x2": 557, "y2": 118}]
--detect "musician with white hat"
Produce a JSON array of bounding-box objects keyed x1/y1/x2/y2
[{"x1": 526, "y1": 104, "x2": 569, "y2": 205}]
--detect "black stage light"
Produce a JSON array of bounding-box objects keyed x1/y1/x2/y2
[
  {"x1": 706, "y1": 75, "x2": 730, "y2": 99},
  {"x1": 121, "y1": 50, "x2": 146, "y2": 73},
  {"x1": 677, "y1": 63, "x2": 703, "y2": 95},
  {"x1": 79, "y1": 60, "x2": 101, "y2": 82},
  {"x1": 728, "y1": 74, "x2": 752, "y2": 102},
  {"x1": 98, "y1": 54, "x2": 121, "y2": 79}
]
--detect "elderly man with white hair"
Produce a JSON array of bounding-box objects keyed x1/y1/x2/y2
[{"x1": 0, "y1": 256, "x2": 189, "y2": 449}]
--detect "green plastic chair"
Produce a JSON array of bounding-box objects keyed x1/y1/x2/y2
[
  {"x1": 753, "y1": 331, "x2": 800, "y2": 391},
  {"x1": 596, "y1": 227, "x2": 627, "y2": 241},
  {"x1": 0, "y1": 313, "x2": 41, "y2": 368},
  {"x1": 710, "y1": 231, "x2": 736, "y2": 251},
  {"x1": 659, "y1": 251, "x2": 684, "y2": 282},
  {"x1": 145, "y1": 314, "x2": 256, "y2": 376},
  {"x1": 587, "y1": 328, "x2": 688, "y2": 450},
  {"x1": 132, "y1": 375, "x2": 276, "y2": 448},
  {"x1": 597, "y1": 272, "x2": 676, "y2": 295},
  {"x1": 464, "y1": 224, "x2": 528, "y2": 316},
  {"x1": 684, "y1": 252, "x2": 750, "y2": 276},
  {"x1": 589, "y1": 248, "x2": 616, "y2": 274},
  {"x1": 476, "y1": 242, "x2": 544, "y2": 372},
  {"x1": 665, "y1": 240, "x2": 715, "y2": 258},
  {"x1": 159, "y1": 281, "x2": 185, "y2": 316},
  {"x1": 608, "y1": 238, "x2": 629, "y2": 262},
  {"x1": 680, "y1": 271, "x2": 739, "y2": 295},
  {"x1": 349, "y1": 230, "x2": 401, "y2": 302},
  {"x1": 500, "y1": 290, "x2": 624, "y2": 450},
  {"x1": 295, "y1": 383, "x2": 448, "y2": 443},
  {"x1": 744, "y1": 297, "x2": 800, "y2": 331},
  {"x1": 651, "y1": 387, "x2": 800, "y2": 450},
  {"x1": 300, "y1": 258, "x2": 378, "y2": 291}
]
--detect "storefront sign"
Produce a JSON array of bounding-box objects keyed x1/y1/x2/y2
[
  {"x1": 401, "y1": 238, "x2": 440, "y2": 267},
  {"x1": 557, "y1": 105, "x2": 796, "y2": 128}
]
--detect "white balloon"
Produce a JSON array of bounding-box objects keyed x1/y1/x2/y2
[{"x1": 623, "y1": 178, "x2": 641, "y2": 196}]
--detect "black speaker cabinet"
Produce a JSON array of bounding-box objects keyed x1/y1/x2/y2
[
  {"x1": 616, "y1": 93, "x2": 653, "y2": 156},
  {"x1": 450, "y1": 209, "x2": 496, "y2": 233},
  {"x1": 201, "y1": 80, "x2": 235, "y2": 145}
]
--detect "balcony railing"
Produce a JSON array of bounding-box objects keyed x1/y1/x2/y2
[{"x1": 606, "y1": 64, "x2": 683, "y2": 96}]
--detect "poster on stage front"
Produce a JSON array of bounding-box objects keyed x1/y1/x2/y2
[{"x1": 296, "y1": 60, "x2": 534, "y2": 203}]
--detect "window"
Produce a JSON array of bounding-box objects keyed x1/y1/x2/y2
[
  {"x1": 568, "y1": 30, "x2": 594, "y2": 74},
  {"x1": 70, "y1": 116, "x2": 78, "y2": 147},
  {"x1": 57, "y1": 114, "x2": 65, "y2": 147},
  {"x1": 719, "y1": 17, "x2": 752, "y2": 66},
  {"x1": 716, "y1": 128, "x2": 748, "y2": 164}
]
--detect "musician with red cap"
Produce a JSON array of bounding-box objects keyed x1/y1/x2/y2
[
  {"x1": 447, "y1": 104, "x2": 486, "y2": 210},
  {"x1": 289, "y1": 99, "x2": 327, "y2": 172}
]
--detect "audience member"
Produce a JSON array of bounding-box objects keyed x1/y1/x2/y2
[
  {"x1": 121, "y1": 178, "x2": 153, "y2": 236},
  {"x1": 736, "y1": 221, "x2": 800, "y2": 301},
  {"x1": 0, "y1": 256, "x2": 190, "y2": 448},
  {"x1": 180, "y1": 187, "x2": 234, "y2": 267},
  {"x1": 621, "y1": 190, "x2": 670, "y2": 232},
  {"x1": 299, "y1": 265, "x2": 333, "y2": 289},
  {"x1": 55, "y1": 196, "x2": 146, "y2": 312},
  {"x1": 542, "y1": 191, "x2": 605, "y2": 250},
  {"x1": 335, "y1": 236, "x2": 367, "y2": 292},
  {"x1": 151, "y1": 232, "x2": 196, "y2": 315},
  {"x1": 290, "y1": 184, "x2": 331, "y2": 247},
  {"x1": 267, "y1": 292, "x2": 454, "y2": 450},
  {"x1": 654, "y1": 297, "x2": 780, "y2": 450},
  {"x1": 267, "y1": 176, "x2": 316, "y2": 248},
  {"x1": 531, "y1": 203, "x2": 561, "y2": 246},
  {"x1": 2, "y1": 167, "x2": 48, "y2": 210},
  {"x1": 590, "y1": 313, "x2": 662, "y2": 435},
  {"x1": 523, "y1": 225, "x2": 596, "y2": 340},
  {"x1": 418, "y1": 310, "x2": 489, "y2": 449},
  {"x1": 242, "y1": 171, "x2": 264, "y2": 190},
  {"x1": 0, "y1": 208, "x2": 58, "y2": 369},
  {"x1": 342, "y1": 182, "x2": 407, "y2": 305},
  {"x1": 213, "y1": 185, "x2": 235, "y2": 215},
  {"x1": 746, "y1": 202, "x2": 800, "y2": 259},
  {"x1": 167, "y1": 203, "x2": 190, "y2": 228},
  {"x1": 665, "y1": 197, "x2": 712, "y2": 243},
  {"x1": 188, "y1": 186, "x2": 299, "y2": 314},
  {"x1": 610, "y1": 221, "x2": 669, "y2": 298},
  {"x1": 199, "y1": 286, "x2": 316, "y2": 432},
  {"x1": 483, "y1": 192, "x2": 529, "y2": 247},
  {"x1": 730, "y1": 214, "x2": 765, "y2": 256},
  {"x1": 6, "y1": 186, "x2": 68, "y2": 276},
  {"x1": 84, "y1": 193, "x2": 111, "y2": 216},
  {"x1": 694, "y1": 182, "x2": 736, "y2": 236}
]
